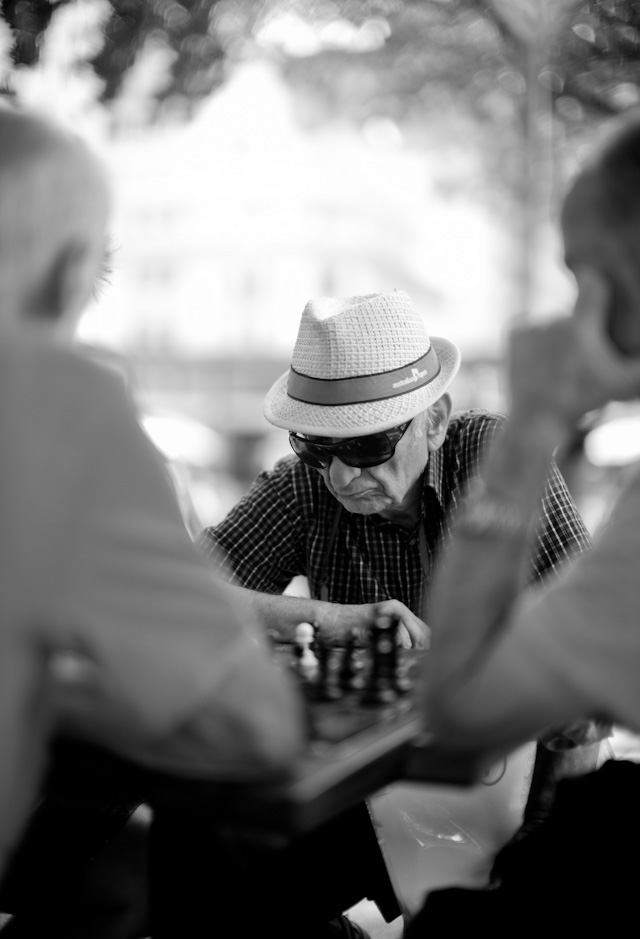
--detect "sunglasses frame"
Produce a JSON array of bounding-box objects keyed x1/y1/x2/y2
[{"x1": 289, "y1": 420, "x2": 412, "y2": 470}]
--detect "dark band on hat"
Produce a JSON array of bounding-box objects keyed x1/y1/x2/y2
[{"x1": 287, "y1": 347, "x2": 441, "y2": 406}]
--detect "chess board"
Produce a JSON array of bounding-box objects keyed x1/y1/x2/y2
[
  {"x1": 274, "y1": 639, "x2": 423, "y2": 750},
  {"x1": 261, "y1": 635, "x2": 485, "y2": 835}
]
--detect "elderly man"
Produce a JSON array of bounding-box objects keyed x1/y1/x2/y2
[
  {"x1": 0, "y1": 105, "x2": 306, "y2": 937},
  {"x1": 401, "y1": 114, "x2": 640, "y2": 933},
  {"x1": 198, "y1": 289, "x2": 605, "y2": 865}
]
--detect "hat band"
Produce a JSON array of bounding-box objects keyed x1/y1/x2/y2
[{"x1": 287, "y1": 346, "x2": 441, "y2": 406}]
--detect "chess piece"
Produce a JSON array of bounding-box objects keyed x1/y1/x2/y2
[
  {"x1": 315, "y1": 635, "x2": 343, "y2": 701},
  {"x1": 293, "y1": 621, "x2": 319, "y2": 683},
  {"x1": 394, "y1": 649, "x2": 414, "y2": 695},
  {"x1": 361, "y1": 615, "x2": 399, "y2": 706},
  {"x1": 339, "y1": 628, "x2": 365, "y2": 692}
]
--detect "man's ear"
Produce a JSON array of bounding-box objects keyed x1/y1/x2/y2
[
  {"x1": 425, "y1": 393, "x2": 452, "y2": 451},
  {"x1": 29, "y1": 241, "x2": 92, "y2": 331}
]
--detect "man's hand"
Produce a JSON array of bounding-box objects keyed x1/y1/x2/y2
[
  {"x1": 326, "y1": 599, "x2": 430, "y2": 649},
  {"x1": 508, "y1": 267, "x2": 640, "y2": 430},
  {"x1": 227, "y1": 586, "x2": 430, "y2": 649}
]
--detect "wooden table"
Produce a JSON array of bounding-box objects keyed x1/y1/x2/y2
[
  {"x1": 46, "y1": 648, "x2": 487, "y2": 938},
  {"x1": 228, "y1": 644, "x2": 486, "y2": 836}
]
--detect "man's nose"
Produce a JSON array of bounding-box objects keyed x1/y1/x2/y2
[{"x1": 328, "y1": 457, "x2": 361, "y2": 488}]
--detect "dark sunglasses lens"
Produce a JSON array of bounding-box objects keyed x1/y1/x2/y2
[
  {"x1": 336, "y1": 435, "x2": 393, "y2": 467},
  {"x1": 289, "y1": 436, "x2": 330, "y2": 469},
  {"x1": 290, "y1": 422, "x2": 408, "y2": 469}
]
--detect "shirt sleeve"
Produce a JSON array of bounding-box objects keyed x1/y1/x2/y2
[
  {"x1": 506, "y1": 466, "x2": 640, "y2": 734},
  {"x1": 450, "y1": 412, "x2": 591, "y2": 586},
  {"x1": 528, "y1": 460, "x2": 593, "y2": 586},
  {"x1": 197, "y1": 459, "x2": 310, "y2": 594}
]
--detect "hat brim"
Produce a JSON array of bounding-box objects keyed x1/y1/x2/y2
[{"x1": 264, "y1": 337, "x2": 461, "y2": 437}]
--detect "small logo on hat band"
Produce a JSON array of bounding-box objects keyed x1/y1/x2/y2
[
  {"x1": 393, "y1": 366, "x2": 430, "y2": 388},
  {"x1": 287, "y1": 346, "x2": 441, "y2": 407}
]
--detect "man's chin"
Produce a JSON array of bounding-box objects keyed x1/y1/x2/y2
[{"x1": 337, "y1": 494, "x2": 386, "y2": 515}]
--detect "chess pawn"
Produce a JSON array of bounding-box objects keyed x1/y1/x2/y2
[{"x1": 293, "y1": 621, "x2": 319, "y2": 683}]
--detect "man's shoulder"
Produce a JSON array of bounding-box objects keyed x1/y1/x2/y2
[
  {"x1": 0, "y1": 334, "x2": 127, "y2": 401},
  {"x1": 438, "y1": 409, "x2": 506, "y2": 480},
  {"x1": 0, "y1": 335, "x2": 135, "y2": 459},
  {"x1": 448, "y1": 407, "x2": 506, "y2": 439},
  {"x1": 0, "y1": 337, "x2": 135, "y2": 553},
  {"x1": 261, "y1": 452, "x2": 326, "y2": 491}
]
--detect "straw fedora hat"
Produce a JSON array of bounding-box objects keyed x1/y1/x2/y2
[{"x1": 264, "y1": 291, "x2": 461, "y2": 437}]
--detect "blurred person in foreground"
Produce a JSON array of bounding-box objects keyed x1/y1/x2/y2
[
  {"x1": 404, "y1": 114, "x2": 640, "y2": 933},
  {"x1": 0, "y1": 104, "x2": 306, "y2": 937},
  {"x1": 198, "y1": 289, "x2": 607, "y2": 880}
]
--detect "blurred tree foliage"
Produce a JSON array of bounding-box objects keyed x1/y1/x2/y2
[
  {"x1": 1, "y1": 0, "x2": 639, "y2": 199},
  {"x1": 1, "y1": 1, "x2": 638, "y2": 121}
]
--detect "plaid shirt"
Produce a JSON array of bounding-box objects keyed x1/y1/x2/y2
[{"x1": 198, "y1": 410, "x2": 592, "y2": 619}]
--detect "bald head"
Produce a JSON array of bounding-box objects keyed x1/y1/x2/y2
[{"x1": 0, "y1": 105, "x2": 110, "y2": 336}]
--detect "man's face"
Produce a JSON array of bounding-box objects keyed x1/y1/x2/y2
[
  {"x1": 561, "y1": 171, "x2": 640, "y2": 356},
  {"x1": 314, "y1": 409, "x2": 441, "y2": 521}
]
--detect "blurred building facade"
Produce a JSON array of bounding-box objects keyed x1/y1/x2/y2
[
  {"x1": 3, "y1": 1, "x2": 611, "y2": 530},
  {"x1": 70, "y1": 60, "x2": 520, "y2": 523},
  {"x1": 14, "y1": 13, "x2": 541, "y2": 525}
]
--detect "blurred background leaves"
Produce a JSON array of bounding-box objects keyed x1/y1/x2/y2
[
  {"x1": 2, "y1": 2, "x2": 640, "y2": 123},
  {"x1": 2, "y1": 0, "x2": 639, "y2": 216}
]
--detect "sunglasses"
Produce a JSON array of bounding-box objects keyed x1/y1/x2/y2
[{"x1": 289, "y1": 420, "x2": 412, "y2": 470}]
